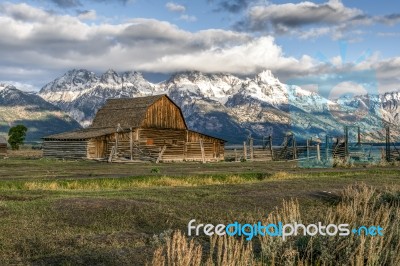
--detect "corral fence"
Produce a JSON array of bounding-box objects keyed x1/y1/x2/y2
[{"x1": 225, "y1": 126, "x2": 400, "y2": 163}]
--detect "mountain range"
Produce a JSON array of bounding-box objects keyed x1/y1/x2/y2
[
  {"x1": 0, "y1": 84, "x2": 81, "y2": 142},
  {"x1": 1, "y1": 69, "x2": 399, "y2": 144}
]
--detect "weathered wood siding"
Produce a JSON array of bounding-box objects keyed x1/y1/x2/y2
[
  {"x1": 0, "y1": 143, "x2": 7, "y2": 155},
  {"x1": 88, "y1": 137, "x2": 107, "y2": 159},
  {"x1": 142, "y1": 96, "x2": 187, "y2": 130},
  {"x1": 43, "y1": 128, "x2": 224, "y2": 162},
  {"x1": 187, "y1": 131, "x2": 224, "y2": 160},
  {"x1": 43, "y1": 140, "x2": 88, "y2": 159},
  {"x1": 98, "y1": 128, "x2": 224, "y2": 162}
]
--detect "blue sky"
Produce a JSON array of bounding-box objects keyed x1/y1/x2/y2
[{"x1": 0, "y1": 0, "x2": 399, "y2": 94}]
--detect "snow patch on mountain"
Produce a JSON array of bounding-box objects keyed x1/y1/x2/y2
[{"x1": 37, "y1": 69, "x2": 400, "y2": 143}]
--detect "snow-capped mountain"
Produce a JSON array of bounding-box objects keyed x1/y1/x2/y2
[
  {"x1": 38, "y1": 69, "x2": 400, "y2": 144},
  {"x1": 39, "y1": 69, "x2": 156, "y2": 127},
  {"x1": 373, "y1": 91, "x2": 400, "y2": 125},
  {"x1": 0, "y1": 84, "x2": 81, "y2": 142}
]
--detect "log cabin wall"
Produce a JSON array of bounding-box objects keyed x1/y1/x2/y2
[
  {"x1": 87, "y1": 136, "x2": 108, "y2": 159},
  {"x1": 0, "y1": 143, "x2": 7, "y2": 155},
  {"x1": 142, "y1": 96, "x2": 187, "y2": 130},
  {"x1": 99, "y1": 128, "x2": 224, "y2": 162},
  {"x1": 187, "y1": 131, "x2": 225, "y2": 160},
  {"x1": 43, "y1": 140, "x2": 88, "y2": 159}
]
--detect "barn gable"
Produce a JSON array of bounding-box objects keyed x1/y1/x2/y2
[{"x1": 91, "y1": 94, "x2": 187, "y2": 130}]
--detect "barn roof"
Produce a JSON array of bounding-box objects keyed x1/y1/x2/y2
[
  {"x1": 43, "y1": 127, "x2": 122, "y2": 140},
  {"x1": 90, "y1": 94, "x2": 187, "y2": 129},
  {"x1": 43, "y1": 94, "x2": 225, "y2": 142}
]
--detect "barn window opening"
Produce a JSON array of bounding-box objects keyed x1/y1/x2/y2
[{"x1": 172, "y1": 140, "x2": 178, "y2": 145}]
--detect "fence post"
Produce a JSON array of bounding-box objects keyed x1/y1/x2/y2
[
  {"x1": 200, "y1": 139, "x2": 205, "y2": 163},
  {"x1": 250, "y1": 138, "x2": 254, "y2": 160},
  {"x1": 325, "y1": 135, "x2": 329, "y2": 161},
  {"x1": 130, "y1": 127, "x2": 133, "y2": 161},
  {"x1": 317, "y1": 143, "x2": 321, "y2": 161},
  {"x1": 386, "y1": 126, "x2": 391, "y2": 162},
  {"x1": 243, "y1": 141, "x2": 247, "y2": 161},
  {"x1": 292, "y1": 135, "x2": 297, "y2": 159},
  {"x1": 269, "y1": 136, "x2": 274, "y2": 160},
  {"x1": 306, "y1": 139, "x2": 310, "y2": 160},
  {"x1": 344, "y1": 126, "x2": 349, "y2": 160}
]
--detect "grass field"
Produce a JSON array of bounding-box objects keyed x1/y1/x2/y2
[{"x1": 0, "y1": 152, "x2": 399, "y2": 265}]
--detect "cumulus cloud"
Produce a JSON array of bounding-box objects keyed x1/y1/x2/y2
[
  {"x1": 0, "y1": 2, "x2": 399, "y2": 94},
  {"x1": 234, "y1": 0, "x2": 400, "y2": 41},
  {"x1": 166, "y1": 2, "x2": 186, "y2": 13},
  {"x1": 165, "y1": 2, "x2": 197, "y2": 22},
  {"x1": 376, "y1": 13, "x2": 400, "y2": 26},
  {"x1": 236, "y1": 0, "x2": 364, "y2": 33},
  {"x1": 137, "y1": 36, "x2": 317, "y2": 75},
  {"x1": 368, "y1": 58, "x2": 400, "y2": 92},
  {"x1": 1, "y1": 3, "x2": 304, "y2": 84}
]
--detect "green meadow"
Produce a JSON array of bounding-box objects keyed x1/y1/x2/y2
[{"x1": 0, "y1": 155, "x2": 399, "y2": 265}]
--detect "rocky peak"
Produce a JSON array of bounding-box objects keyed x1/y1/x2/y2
[
  {"x1": 255, "y1": 69, "x2": 279, "y2": 84},
  {"x1": 100, "y1": 69, "x2": 121, "y2": 84},
  {"x1": 0, "y1": 83, "x2": 13, "y2": 91}
]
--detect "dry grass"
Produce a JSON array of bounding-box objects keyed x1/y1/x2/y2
[
  {"x1": 150, "y1": 183, "x2": 400, "y2": 266},
  {"x1": 268, "y1": 171, "x2": 294, "y2": 180},
  {"x1": 151, "y1": 231, "x2": 202, "y2": 266},
  {"x1": 21, "y1": 175, "x2": 259, "y2": 191},
  {"x1": 365, "y1": 160, "x2": 400, "y2": 168},
  {"x1": 5, "y1": 149, "x2": 42, "y2": 158},
  {"x1": 151, "y1": 231, "x2": 258, "y2": 266},
  {"x1": 332, "y1": 158, "x2": 355, "y2": 168}
]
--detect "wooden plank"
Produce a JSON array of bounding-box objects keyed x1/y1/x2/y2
[
  {"x1": 200, "y1": 140, "x2": 205, "y2": 163},
  {"x1": 108, "y1": 146, "x2": 115, "y2": 163},
  {"x1": 156, "y1": 145, "x2": 167, "y2": 164},
  {"x1": 130, "y1": 128, "x2": 133, "y2": 161},
  {"x1": 142, "y1": 96, "x2": 186, "y2": 129},
  {"x1": 250, "y1": 138, "x2": 254, "y2": 160},
  {"x1": 243, "y1": 141, "x2": 247, "y2": 161}
]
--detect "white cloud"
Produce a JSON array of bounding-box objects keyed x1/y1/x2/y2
[
  {"x1": 0, "y1": 81, "x2": 39, "y2": 92},
  {"x1": 239, "y1": 0, "x2": 364, "y2": 33},
  {"x1": 235, "y1": 0, "x2": 400, "y2": 42},
  {"x1": 329, "y1": 81, "x2": 368, "y2": 99},
  {"x1": 0, "y1": 2, "x2": 399, "y2": 94},
  {"x1": 1, "y1": 3, "x2": 301, "y2": 77},
  {"x1": 298, "y1": 27, "x2": 331, "y2": 39},
  {"x1": 166, "y1": 2, "x2": 186, "y2": 13},
  {"x1": 138, "y1": 36, "x2": 288, "y2": 73}
]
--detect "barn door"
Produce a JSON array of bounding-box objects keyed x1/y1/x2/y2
[{"x1": 96, "y1": 139, "x2": 107, "y2": 158}]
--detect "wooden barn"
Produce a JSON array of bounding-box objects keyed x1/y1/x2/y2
[
  {"x1": 43, "y1": 95, "x2": 225, "y2": 162},
  {"x1": 0, "y1": 136, "x2": 7, "y2": 156}
]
